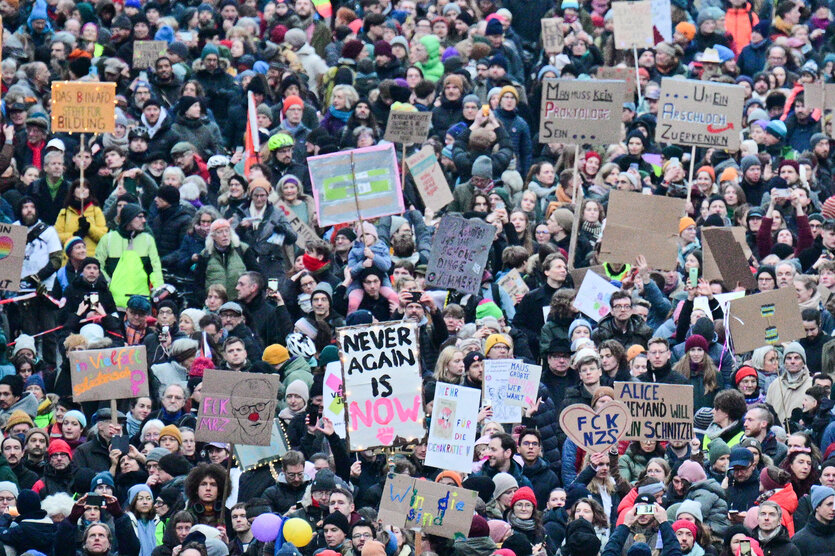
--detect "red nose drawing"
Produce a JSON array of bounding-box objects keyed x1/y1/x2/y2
[{"x1": 248, "y1": 412, "x2": 259, "y2": 422}]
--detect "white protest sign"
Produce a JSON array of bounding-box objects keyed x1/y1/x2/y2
[
  {"x1": 425, "y1": 383, "x2": 481, "y2": 473},
  {"x1": 323, "y1": 361, "x2": 347, "y2": 438},
  {"x1": 483, "y1": 359, "x2": 523, "y2": 423},
  {"x1": 652, "y1": 0, "x2": 672, "y2": 41},
  {"x1": 573, "y1": 271, "x2": 619, "y2": 323},
  {"x1": 693, "y1": 291, "x2": 745, "y2": 317},
  {"x1": 505, "y1": 360, "x2": 542, "y2": 408}
]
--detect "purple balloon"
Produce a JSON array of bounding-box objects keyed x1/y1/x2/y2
[{"x1": 251, "y1": 513, "x2": 282, "y2": 542}]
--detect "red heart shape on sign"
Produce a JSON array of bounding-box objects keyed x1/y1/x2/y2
[{"x1": 559, "y1": 401, "x2": 631, "y2": 454}]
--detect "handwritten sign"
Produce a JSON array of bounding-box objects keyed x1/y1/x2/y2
[
  {"x1": 612, "y1": 0, "x2": 653, "y2": 49},
  {"x1": 425, "y1": 383, "x2": 480, "y2": 473},
  {"x1": 539, "y1": 79, "x2": 625, "y2": 144},
  {"x1": 51, "y1": 81, "x2": 116, "y2": 133},
  {"x1": 614, "y1": 382, "x2": 694, "y2": 441},
  {"x1": 505, "y1": 360, "x2": 542, "y2": 408},
  {"x1": 132, "y1": 40, "x2": 167, "y2": 69},
  {"x1": 541, "y1": 18, "x2": 564, "y2": 54},
  {"x1": 406, "y1": 146, "x2": 453, "y2": 212},
  {"x1": 232, "y1": 419, "x2": 289, "y2": 470},
  {"x1": 559, "y1": 401, "x2": 632, "y2": 453},
  {"x1": 426, "y1": 215, "x2": 494, "y2": 295},
  {"x1": 69, "y1": 346, "x2": 149, "y2": 402},
  {"x1": 338, "y1": 322, "x2": 424, "y2": 450},
  {"x1": 384, "y1": 111, "x2": 432, "y2": 144},
  {"x1": 274, "y1": 199, "x2": 319, "y2": 247},
  {"x1": 482, "y1": 359, "x2": 523, "y2": 423},
  {"x1": 597, "y1": 67, "x2": 636, "y2": 102},
  {"x1": 573, "y1": 270, "x2": 619, "y2": 323},
  {"x1": 497, "y1": 268, "x2": 529, "y2": 304},
  {"x1": 378, "y1": 473, "x2": 478, "y2": 540},
  {"x1": 323, "y1": 361, "x2": 347, "y2": 438},
  {"x1": 195, "y1": 370, "x2": 280, "y2": 446},
  {"x1": 0, "y1": 223, "x2": 26, "y2": 291},
  {"x1": 726, "y1": 288, "x2": 805, "y2": 353},
  {"x1": 656, "y1": 78, "x2": 744, "y2": 151}
]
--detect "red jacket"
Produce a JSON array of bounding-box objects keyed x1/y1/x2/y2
[{"x1": 726, "y1": 4, "x2": 759, "y2": 55}]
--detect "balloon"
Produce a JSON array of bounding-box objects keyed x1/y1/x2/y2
[
  {"x1": 282, "y1": 517, "x2": 313, "y2": 547},
  {"x1": 251, "y1": 513, "x2": 282, "y2": 542}
]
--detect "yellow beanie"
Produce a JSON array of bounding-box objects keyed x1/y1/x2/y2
[
  {"x1": 499, "y1": 85, "x2": 519, "y2": 101},
  {"x1": 263, "y1": 344, "x2": 290, "y2": 366},
  {"x1": 679, "y1": 217, "x2": 696, "y2": 234},
  {"x1": 159, "y1": 424, "x2": 182, "y2": 445},
  {"x1": 484, "y1": 333, "x2": 512, "y2": 354},
  {"x1": 4, "y1": 410, "x2": 33, "y2": 432}
]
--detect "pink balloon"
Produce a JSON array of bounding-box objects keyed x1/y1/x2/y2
[{"x1": 251, "y1": 513, "x2": 282, "y2": 542}]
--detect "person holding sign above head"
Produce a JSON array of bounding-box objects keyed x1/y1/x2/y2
[{"x1": 559, "y1": 350, "x2": 603, "y2": 412}]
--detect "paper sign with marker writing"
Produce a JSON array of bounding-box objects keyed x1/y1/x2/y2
[
  {"x1": 597, "y1": 67, "x2": 636, "y2": 102},
  {"x1": 195, "y1": 370, "x2": 280, "y2": 446},
  {"x1": 378, "y1": 473, "x2": 478, "y2": 540},
  {"x1": 656, "y1": 78, "x2": 744, "y2": 151},
  {"x1": 559, "y1": 401, "x2": 631, "y2": 453},
  {"x1": 338, "y1": 322, "x2": 425, "y2": 450},
  {"x1": 406, "y1": 146, "x2": 453, "y2": 212},
  {"x1": 323, "y1": 361, "x2": 347, "y2": 438},
  {"x1": 384, "y1": 111, "x2": 432, "y2": 144},
  {"x1": 612, "y1": 0, "x2": 653, "y2": 49},
  {"x1": 51, "y1": 81, "x2": 116, "y2": 133},
  {"x1": 426, "y1": 216, "x2": 494, "y2": 295},
  {"x1": 132, "y1": 40, "x2": 167, "y2": 68},
  {"x1": 726, "y1": 288, "x2": 804, "y2": 353},
  {"x1": 539, "y1": 79, "x2": 625, "y2": 144},
  {"x1": 614, "y1": 382, "x2": 694, "y2": 441},
  {"x1": 541, "y1": 18, "x2": 564, "y2": 54},
  {"x1": 483, "y1": 359, "x2": 523, "y2": 423},
  {"x1": 0, "y1": 223, "x2": 26, "y2": 291},
  {"x1": 573, "y1": 270, "x2": 618, "y2": 322},
  {"x1": 275, "y1": 199, "x2": 319, "y2": 246},
  {"x1": 69, "y1": 346, "x2": 149, "y2": 402},
  {"x1": 505, "y1": 360, "x2": 542, "y2": 408},
  {"x1": 425, "y1": 383, "x2": 481, "y2": 473},
  {"x1": 497, "y1": 268, "x2": 529, "y2": 304}
]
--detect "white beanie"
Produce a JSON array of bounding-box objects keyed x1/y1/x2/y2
[
  {"x1": 180, "y1": 308, "x2": 206, "y2": 332},
  {"x1": 11, "y1": 335, "x2": 36, "y2": 358}
]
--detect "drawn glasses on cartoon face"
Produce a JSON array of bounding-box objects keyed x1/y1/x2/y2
[{"x1": 230, "y1": 379, "x2": 276, "y2": 438}]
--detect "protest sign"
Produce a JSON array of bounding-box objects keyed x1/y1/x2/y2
[
  {"x1": 569, "y1": 265, "x2": 606, "y2": 288},
  {"x1": 132, "y1": 40, "x2": 167, "y2": 68},
  {"x1": 615, "y1": 382, "x2": 694, "y2": 441},
  {"x1": 275, "y1": 199, "x2": 319, "y2": 247},
  {"x1": 425, "y1": 383, "x2": 481, "y2": 473},
  {"x1": 652, "y1": 0, "x2": 672, "y2": 41},
  {"x1": 195, "y1": 370, "x2": 280, "y2": 446},
  {"x1": 308, "y1": 144, "x2": 404, "y2": 227},
  {"x1": 694, "y1": 291, "x2": 745, "y2": 317},
  {"x1": 406, "y1": 146, "x2": 453, "y2": 212},
  {"x1": 559, "y1": 401, "x2": 632, "y2": 453},
  {"x1": 378, "y1": 473, "x2": 478, "y2": 540},
  {"x1": 701, "y1": 228, "x2": 756, "y2": 290},
  {"x1": 804, "y1": 82, "x2": 835, "y2": 111},
  {"x1": 497, "y1": 268, "x2": 529, "y2": 304},
  {"x1": 69, "y1": 346, "x2": 149, "y2": 402},
  {"x1": 505, "y1": 360, "x2": 542, "y2": 409},
  {"x1": 232, "y1": 420, "x2": 289, "y2": 471},
  {"x1": 597, "y1": 67, "x2": 636, "y2": 101},
  {"x1": 573, "y1": 270, "x2": 619, "y2": 323},
  {"x1": 0, "y1": 223, "x2": 26, "y2": 291},
  {"x1": 384, "y1": 111, "x2": 432, "y2": 144},
  {"x1": 599, "y1": 190, "x2": 685, "y2": 270},
  {"x1": 540, "y1": 79, "x2": 625, "y2": 144},
  {"x1": 337, "y1": 322, "x2": 424, "y2": 450},
  {"x1": 483, "y1": 359, "x2": 523, "y2": 423},
  {"x1": 323, "y1": 361, "x2": 347, "y2": 438},
  {"x1": 541, "y1": 18, "x2": 564, "y2": 54},
  {"x1": 656, "y1": 78, "x2": 744, "y2": 151},
  {"x1": 726, "y1": 288, "x2": 805, "y2": 353},
  {"x1": 612, "y1": 1, "x2": 653, "y2": 49},
  {"x1": 51, "y1": 82, "x2": 116, "y2": 133},
  {"x1": 425, "y1": 215, "x2": 494, "y2": 294}
]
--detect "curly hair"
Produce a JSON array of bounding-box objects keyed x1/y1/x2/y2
[{"x1": 184, "y1": 463, "x2": 227, "y2": 510}]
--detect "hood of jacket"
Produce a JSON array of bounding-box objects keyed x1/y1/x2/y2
[{"x1": 451, "y1": 535, "x2": 496, "y2": 555}]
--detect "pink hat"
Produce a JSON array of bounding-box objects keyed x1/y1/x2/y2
[
  {"x1": 677, "y1": 460, "x2": 707, "y2": 484},
  {"x1": 487, "y1": 519, "x2": 511, "y2": 543}
]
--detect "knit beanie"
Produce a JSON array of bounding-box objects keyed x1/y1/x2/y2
[
  {"x1": 677, "y1": 460, "x2": 707, "y2": 484},
  {"x1": 159, "y1": 424, "x2": 182, "y2": 445},
  {"x1": 676, "y1": 21, "x2": 696, "y2": 40},
  {"x1": 4, "y1": 410, "x2": 34, "y2": 432},
  {"x1": 766, "y1": 119, "x2": 787, "y2": 139},
  {"x1": 48, "y1": 438, "x2": 72, "y2": 459},
  {"x1": 263, "y1": 344, "x2": 290, "y2": 366},
  {"x1": 672, "y1": 519, "x2": 698, "y2": 538},
  {"x1": 679, "y1": 217, "x2": 696, "y2": 234},
  {"x1": 128, "y1": 484, "x2": 153, "y2": 505},
  {"x1": 361, "y1": 541, "x2": 386, "y2": 556},
  {"x1": 285, "y1": 380, "x2": 310, "y2": 404},
  {"x1": 563, "y1": 518, "x2": 602, "y2": 556},
  {"x1": 156, "y1": 185, "x2": 180, "y2": 206},
  {"x1": 811, "y1": 132, "x2": 829, "y2": 148},
  {"x1": 569, "y1": 319, "x2": 594, "y2": 339},
  {"x1": 760, "y1": 467, "x2": 786, "y2": 491},
  {"x1": 64, "y1": 236, "x2": 85, "y2": 257},
  {"x1": 783, "y1": 342, "x2": 806, "y2": 364},
  {"x1": 676, "y1": 499, "x2": 704, "y2": 521},
  {"x1": 708, "y1": 438, "x2": 731, "y2": 466},
  {"x1": 158, "y1": 453, "x2": 192, "y2": 477},
  {"x1": 476, "y1": 300, "x2": 504, "y2": 320},
  {"x1": 472, "y1": 155, "x2": 493, "y2": 179},
  {"x1": 0, "y1": 482, "x2": 18, "y2": 498},
  {"x1": 491, "y1": 472, "x2": 518, "y2": 501},
  {"x1": 485, "y1": 334, "x2": 512, "y2": 354},
  {"x1": 323, "y1": 511, "x2": 350, "y2": 534},
  {"x1": 435, "y1": 470, "x2": 463, "y2": 487},
  {"x1": 685, "y1": 334, "x2": 708, "y2": 353},
  {"x1": 823, "y1": 196, "x2": 835, "y2": 220},
  {"x1": 812, "y1": 485, "x2": 835, "y2": 510},
  {"x1": 510, "y1": 486, "x2": 537, "y2": 509}
]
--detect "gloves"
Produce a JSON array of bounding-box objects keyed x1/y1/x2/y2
[{"x1": 76, "y1": 216, "x2": 91, "y2": 237}]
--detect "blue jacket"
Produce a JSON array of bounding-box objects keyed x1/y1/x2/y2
[
  {"x1": 495, "y1": 108, "x2": 533, "y2": 177},
  {"x1": 738, "y1": 38, "x2": 770, "y2": 77}
]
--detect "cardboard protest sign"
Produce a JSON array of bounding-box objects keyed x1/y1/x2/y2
[
  {"x1": 384, "y1": 111, "x2": 432, "y2": 144},
  {"x1": 559, "y1": 401, "x2": 632, "y2": 453},
  {"x1": 337, "y1": 322, "x2": 424, "y2": 450},
  {"x1": 0, "y1": 223, "x2": 26, "y2": 291},
  {"x1": 505, "y1": 360, "x2": 542, "y2": 408},
  {"x1": 597, "y1": 67, "x2": 636, "y2": 102},
  {"x1": 69, "y1": 346, "x2": 149, "y2": 402},
  {"x1": 51, "y1": 82, "x2": 116, "y2": 133},
  {"x1": 540, "y1": 79, "x2": 625, "y2": 144},
  {"x1": 615, "y1": 382, "x2": 694, "y2": 441},
  {"x1": 378, "y1": 473, "x2": 478, "y2": 540},
  {"x1": 425, "y1": 215, "x2": 494, "y2": 294},
  {"x1": 232, "y1": 420, "x2": 289, "y2": 470},
  {"x1": 425, "y1": 383, "x2": 481, "y2": 473},
  {"x1": 323, "y1": 361, "x2": 347, "y2": 438},
  {"x1": 195, "y1": 370, "x2": 280, "y2": 446},
  {"x1": 726, "y1": 288, "x2": 805, "y2": 353},
  {"x1": 612, "y1": 0, "x2": 653, "y2": 49},
  {"x1": 483, "y1": 359, "x2": 523, "y2": 423},
  {"x1": 573, "y1": 270, "x2": 619, "y2": 323},
  {"x1": 652, "y1": 0, "x2": 672, "y2": 41},
  {"x1": 308, "y1": 144, "x2": 404, "y2": 227},
  {"x1": 497, "y1": 268, "x2": 529, "y2": 304},
  {"x1": 701, "y1": 228, "x2": 756, "y2": 290},
  {"x1": 132, "y1": 40, "x2": 167, "y2": 68},
  {"x1": 599, "y1": 190, "x2": 685, "y2": 270},
  {"x1": 804, "y1": 82, "x2": 835, "y2": 111},
  {"x1": 656, "y1": 78, "x2": 744, "y2": 151},
  {"x1": 569, "y1": 265, "x2": 606, "y2": 288},
  {"x1": 541, "y1": 18, "x2": 564, "y2": 54},
  {"x1": 274, "y1": 199, "x2": 319, "y2": 247},
  {"x1": 406, "y1": 146, "x2": 453, "y2": 212}
]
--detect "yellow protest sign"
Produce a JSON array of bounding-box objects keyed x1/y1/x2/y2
[{"x1": 51, "y1": 81, "x2": 117, "y2": 133}]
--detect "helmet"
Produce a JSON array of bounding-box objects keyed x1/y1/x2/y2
[
  {"x1": 267, "y1": 132, "x2": 294, "y2": 151},
  {"x1": 285, "y1": 332, "x2": 316, "y2": 359},
  {"x1": 129, "y1": 126, "x2": 150, "y2": 141},
  {"x1": 207, "y1": 154, "x2": 230, "y2": 169}
]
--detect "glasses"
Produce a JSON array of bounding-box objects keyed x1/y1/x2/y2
[
  {"x1": 285, "y1": 472, "x2": 304, "y2": 479},
  {"x1": 154, "y1": 500, "x2": 167, "y2": 506},
  {"x1": 491, "y1": 345, "x2": 509, "y2": 352},
  {"x1": 157, "y1": 308, "x2": 174, "y2": 316},
  {"x1": 612, "y1": 304, "x2": 632, "y2": 310},
  {"x1": 352, "y1": 533, "x2": 373, "y2": 540},
  {"x1": 521, "y1": 441, "x2": 540, "y2": 447}
]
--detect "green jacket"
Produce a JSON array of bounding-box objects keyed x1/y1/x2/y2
[
  {"x1": 416, "y1": 35, "x2": 444, "y2": 82},
  {"x1": 95, "y1": 230, "x2": 163, "y2": 308}
]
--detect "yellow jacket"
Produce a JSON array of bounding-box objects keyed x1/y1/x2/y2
[{"x1": 54, "y1": 203, "x2": 108, "y2": 256}]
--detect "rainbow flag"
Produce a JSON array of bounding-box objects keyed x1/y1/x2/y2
[{"x1": 313, "y1": 0, "x2": 332, "y2": 18}]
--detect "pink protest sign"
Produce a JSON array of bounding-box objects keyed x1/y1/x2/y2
[{"x1": 69, "y1": 346, "x2": 149, "y2": 402}]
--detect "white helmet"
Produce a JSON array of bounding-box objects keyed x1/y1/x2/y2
[{"x1": 285, "y1": 332, "x2": 316, "y2": 359}]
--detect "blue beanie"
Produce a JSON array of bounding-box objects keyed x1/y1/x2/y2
[
  {"x1": 569, "y1": 318, "x2": 594, "y2": 339},
  {"x1": 91, "y1": 471, "x2": 115, "y2": 490},
  {"x1": 128, "y1": 484, "x2": 153, "y2": 505},
  {"x1": 766, "y1": 119, "x2": 787, "y2": 139},
  {"x1": 24, "y1": 374, "x2": 45, "y2": 393},
  {"x1": 253, "y1": 61, "x2": 269, "y2": 74},
  {"x1": 29, "y1": 0, "x2": 48, "y2": 23},
  {"x1": 65, "y1": 410, "x2": 87, "y2": 428},
  {"x1": 154, "y1": 25, "x2": 175, "y2": 44},
  {"x1": 812, "y1": 485, "x2": 835, "y2": 510}
]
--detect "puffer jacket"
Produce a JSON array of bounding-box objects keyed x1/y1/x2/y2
[
  {"x1": 169, "y1": 115, "x2": 224, "y2": 158},
  {"x1": 151, "y1": 204, "x2": 192, "y2": 264},
  {"x1": 521, "y1": 456, "x2": 561, "y2": 510},
  {"x1": 683, "y1": 479, "x2": 730, "y2": 537},
  {"x1": 791, "y1": 516, "x2": 835, "y2": 555},
  {"x1": 54, "y1": 202, "x2": 108, "y2": 256},
  {"x1": 416, "y1": 35, "x2": 443, "y2": 82},
  {"x1": 521, "y1": 384, "x2": 562, "y2": 474}
]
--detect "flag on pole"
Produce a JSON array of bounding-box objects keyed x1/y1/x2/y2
[{"x1": 244, "y1": 91, "x2": 260, "y2": 177}]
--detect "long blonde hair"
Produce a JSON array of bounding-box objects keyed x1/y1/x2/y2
[
  {"x1": 673, "y1": 347, "x2": 719, "y2": 394},
  {"x1": 433, "y1": 346, "x2": 464, "y2": 385}
]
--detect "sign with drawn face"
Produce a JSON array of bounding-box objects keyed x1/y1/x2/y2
[
  {"x1": 195, "y1": 370, "x2": 280, "y2": 446},
  {"x1": 425, "y1": 383, "x2": 480, "y2": 473}
]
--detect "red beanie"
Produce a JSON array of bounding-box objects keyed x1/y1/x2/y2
[
  {"x1": 48, "y1": 438, "x2": 72, "y2": 459},
  {"x1": 822, "y1": 196, "x2": 835, "y2": 220},
  {"x1": 282, "y1": 95, "x2": 304, "y2": 116},
  {"x1": 585, "y1": 151, "x2": 602, "y2": 163},
  {"x1": 685, "y1": 334, "x2": 708, "y2": 353},
  {"x1": 672, "y1": 519, "x2": 698, "y2": 538},
  {"x1": 734, "y1": 365, "x2": 758, "y2": 386},
  {"x1": 510, "y1": 486, "x2": 537, "y2": 510}
]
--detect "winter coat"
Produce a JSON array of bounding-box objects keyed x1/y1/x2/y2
[
  {"x1": 415, "y1": 35, "x2": 443, "y2": 82},
  {"x1": 791, "y1": 516, "x2": 835, "y2": 555},
  {"x1": 495, "y1": 107, "x2": 533, "y2": 177},
  {"x1": 683, "y1": 479, "x2": 730, "y2": 537},
  {"x1": 0, "y1": 514, "x2": 58, "y2": 554},
  {"x1": 572, "y1": 463, "x2": 623, "y2": 528},
  {"x1": 726, "y1": 473, "x2": 760, "y2": 512},
  {"x1": 602, "y1": 522, "x2": 683, "y2": 556},
  {"x1": 195, "y1": 237, "x2": 259, "y2": 300},
  {"x1": 73, "y1": 433, "x2": 113, "y2": 472},
  {"x1": 95, "y1": 227, "x2": 163, "y2": 308},
  {"x1": 54, "y1": 203, "x2": 108, "y2": 256},
  {"x1": 521, "y1": 384, "x2": 563, "y2": 472},
  {"x1": 32, "y1": 461, "x2": 77, "y2": 498},
  {"x1": 150, "y1": 204, "x2": 192, "y2": 263},
  {"x1": 618, "y1": 448, "x2": 656, "y2": 484},
  {"x1": 753, "y1": 526, "x2": 801, "y2": 556},
  {"x1": 26, "y1": 177, "x2": 69, "y2": 226},
  {"x1": 170, "y1": 115, "x2": 224, "y2": 159},
  {"x1": 236, "y1": 204, "x2": 298, "y2": 277},
  {"x1": 521, "y1": 457, "x2": 562, "y2": 510},
  {"x1": 295, "y1": 44, "x2": 328, "y2": 87},
  {"x1": 431, "y1": 96, "x2": 463, "y2": 135},
  {"x1": 514, "y1": 283, "x2": 563, "y2": 361},
  {"x1": 766, "y1": 369, "x2": 814, "y2": 424},
  {"x1": 592, "y1": 314, "x2": 654, "y2": 349},
  {"x1": 451, "y1": 126, "x2": 514, "y2": 182},
  {"x1": 263, "y1": 474, "x2": 311, "y2": 514}
]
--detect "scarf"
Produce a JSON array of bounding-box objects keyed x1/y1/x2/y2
[
  {"x1": 124, "y1": 317, "x2": 147, "y2": 346},
  {"x1": 556, "y1": 185, "x2": 573, "y2": 204},
  {"x1": 248, "y1": 202, "x2": 266, "y2": 229},
  {"x1": 773, "y1": 16, "x2": 793, "y2": 36},
  {"x1": 303, "y1": 253, "x2": 330, "y2": 274},
  {"x1": 758, "y1": 526, "x2": 781, "y2": 544},
  {"x1": 581, "y1": 220, "x2": 602, "y2": 240},
  {"x1": 798, "y1": 291, "x2": 821, "y2": 310},
  {"x1": 279, "y1": 406, "x2": 302, "y2": 421},
  {"x1": 328, "y1": 106, "x2": 352, "y2": 123},
  {"x1": 134, "y1": 515, "x2": 157, "y2": 556},
  {"x1": 29, "y1": 141, "x2": 44, "y2": 169},
  {"x1": 508, "y1": 513, "x2": 536, "y2": 532},
  {"x1": 281, "y1": 119, "x2": 301, "y2": 135},
  {"x1": 102, "y1": 132, "x2": 128, "y2": 150},
  {"x1": 126, "y1": 412, "x2": 142, "y2": 437},
  {"x1": 142, "y1": 109, "x2": 167, "y2": 138}
]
